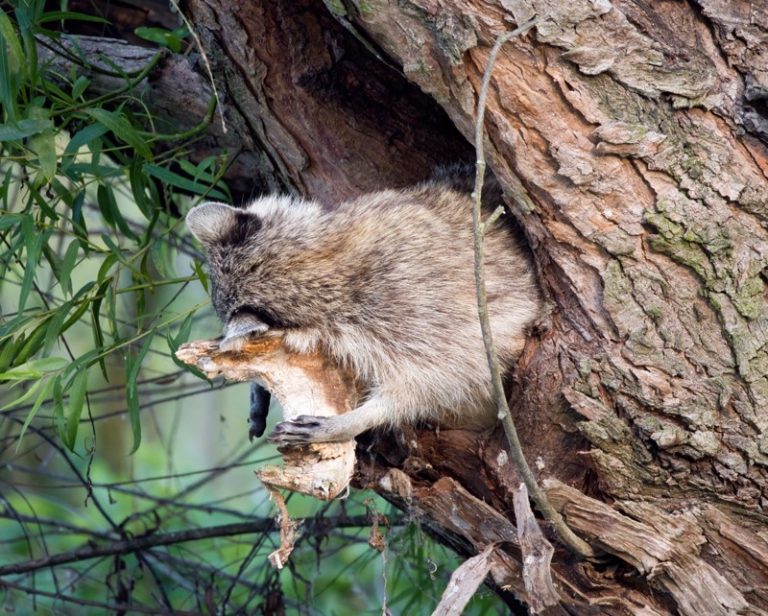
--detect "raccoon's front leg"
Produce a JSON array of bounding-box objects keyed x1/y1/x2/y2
[{"x1": 268, "y1": 396, "x2": 391, "y2": 445}]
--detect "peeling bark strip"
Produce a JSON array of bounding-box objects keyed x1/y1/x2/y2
[
  {"x1": 175, "y1": 338, "x2": 360, "y2": 499},
  {"x1": 512, "y1": 483, "x2": 562, "y2": 614},
  {"x1": 431, "y1": 545, "x2": 497, "y2": 616}
]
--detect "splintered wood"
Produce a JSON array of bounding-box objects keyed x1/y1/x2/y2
[{"x1": 175, "y1": 336, "x2": 360, "y2": 500}]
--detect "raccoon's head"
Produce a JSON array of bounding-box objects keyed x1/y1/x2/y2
[{"x1": 186, "y1": 199, "x2": 327, "y2": 346}]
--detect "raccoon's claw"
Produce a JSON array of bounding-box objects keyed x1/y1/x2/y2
[
  {"x1": 249, "y1": 417, "x2": 266, "y2": 442},
  {"x1": 268, "y1": 415, "x2": 329, "y2": 446}
]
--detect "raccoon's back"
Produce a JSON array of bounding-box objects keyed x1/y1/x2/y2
[{"x1": 327, "y1": 183, "x2": 539, "y2": 370}]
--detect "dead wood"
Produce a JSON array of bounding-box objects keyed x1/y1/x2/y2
[{"x1": 175, "y1": 337, "x2": 360, "y2": 500}]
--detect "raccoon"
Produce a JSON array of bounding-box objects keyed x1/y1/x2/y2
[{"x1": 185, "y1": 170, "x2": 541, "y2": 445}]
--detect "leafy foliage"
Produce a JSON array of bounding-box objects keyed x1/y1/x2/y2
[{"x1": 0, "y1": 0, "x2": 227, "y2": 453}]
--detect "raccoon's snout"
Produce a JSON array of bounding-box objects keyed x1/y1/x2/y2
[{"x1": 223, "y1": 307, "x2": 271, "y2": 344}]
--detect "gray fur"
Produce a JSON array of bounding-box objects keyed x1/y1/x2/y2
[{"x1": 186, "y1": 174, "x2": 541, "y2": 444}]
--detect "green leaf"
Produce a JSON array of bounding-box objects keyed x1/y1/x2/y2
[
  {"x1": 0, "y1": 312, "x2": 36, "y2": 342},
  {"x1": 0, "y1": 213, "x2": 23, "y2": 230},
  {"x1": 1, "y1": 166, "x2": 13, "y2": 208},
  {"x1": 30, "y1": 183, "x2": 57, "y2": 219},
  {"x1": 134, "y1": 26, "x2": 188, "y2": 53},
  {"x1": 98, "y1": 183, "x2": 137, "y2": 240},
  {"x1": 13, "y1": 317, "x2": 49, "y2": 365},
  {"x1": 52, "y1": 376, "x2": 65, "y2": 441},
  {"x1": 37, "y1": 11, "x2": 109, "y2": 24},
  {"x1": 64, "y1": 369, "x2": 88, "y2": 450},
  {"x1": 59, "y1": 239, "x2": 81, "y2": 297},
  {"x1": 0, "y1": 337, "x2": 17, "y2": 373},
  {"x1": 18, "y1": 220, "x2": 48, "y2": 313},
  {"x1": 0, "y1": 13, "x2": 22, "y2": 120},
  {"x1": 129, "y1": 157, "x2": 152, "y2": 218},
  {"x1": 0, "y1": 356, "x2": 68, "y2": 381},
  {"x1": 100, "y1": 233, "x2": 126, "y2": 265},
  {"x1": 126, "y1": 335, "x2": 153, "y2": 454},
  {"x1": 167, "y1": 312, "x2": 209, "y2": 382},
  {"x1": 29, "y1": 128, "x2": 57, "y2": 182},
  {"x1": 96, "y1": 252, "x2": 118, "y2": 282},
  {"x1": 42, "y1": 300, "x2": 73, "y2": 355},
  {"x1": 71, "y1": 75, "x2": 91, "y2": 99},
  {"x1": 192, "y1": 259, "x2": 209, "y2": 293},
  {"x1": 0, "y1": 11, "x2": 24, "y2": 76},
  {"x1": 42, "y1": 242, "x2": 62, "y2": 283},
  {"x1": 150, "y1": 239, "x2": 175, "y2": 279},
  {"x1": 16, "y1": 378, "x2": 55, "y2": 448},
  {"x1": 143, "y1": 163, "x2": 228, "y2": 201},
  {"x1": 97, "y1": 184, "x2": 116, "y2": 227},
  {"x1": 172, "y1": 311, "x2": 195, "y2": 348},
  {"x1": 64, "y1": 123, "x2": 108, "y2": 159},
  {"x1": 91, "y1": 280, "x2": 111, "y2": 380},
  {"x1": 86, "y1": 108, "x2": 153, "y2": 160},
  {"x1": 1, "y1": 377, "x2": 43, "y2": 411},
  {"x1": 0, "y1": 118, "x2": 53, "y2": 141},
  {"x1": 60, "y1": 290, "x2": 91, "y2": 332}
]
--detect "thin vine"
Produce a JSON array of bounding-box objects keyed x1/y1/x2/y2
[{"x1": 471, "y1": 18, "x2": 596, "y2": 560}]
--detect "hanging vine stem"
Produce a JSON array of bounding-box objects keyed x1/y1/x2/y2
[
  {"x1": 471, "y1": 19, "x2": 596, "y2": 560},
  {"x1": 169, "y1": 0, "x2": 228, "y2": 134}
]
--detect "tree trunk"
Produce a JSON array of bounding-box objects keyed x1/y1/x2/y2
[{"x1": 80, "y1": 0, "x2": 768, "y2": 612}]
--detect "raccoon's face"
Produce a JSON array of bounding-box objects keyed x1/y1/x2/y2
[{"x1": 186, "y1": 202, "x2": 300, "y2": 345}]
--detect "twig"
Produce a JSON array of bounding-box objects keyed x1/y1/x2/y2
[
  {"x1": 266, "y1": 486, "x2": 297, "y2": 569},
  {"x1": 431, "y1": 545, "x2": 496, "y2": 616},
  {"x1": 0, "y1": 515, "x2": 385, "y2": 577},
  {"x1": 471, "y1": 18, "x2": 595, "y2": 559},
  {"x1": 0, "y1": 579, "x2": 200, "y2": 616},
  {"x1": 169, "y1": 0, "x2": 228, "y2": 134}
]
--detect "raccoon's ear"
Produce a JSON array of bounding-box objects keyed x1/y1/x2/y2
[{"x1": 186, "y1": 202, "x2": 238, "y2": 247}]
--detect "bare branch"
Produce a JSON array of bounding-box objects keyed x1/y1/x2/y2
[
  {"x1": 0, "y1": 515, "x2": 387, "y2": 577},
  {"x1": 0, "y1": 579, "x2": 199, "y2": 616}
]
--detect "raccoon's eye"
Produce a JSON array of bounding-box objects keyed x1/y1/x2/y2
[{"x1": 231, "y1": 305, "x2": 281, "y2": 329}]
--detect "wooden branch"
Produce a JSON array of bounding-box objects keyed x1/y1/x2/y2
[
  {"x1": 175, "y1": 337, "x2": 360, "y2": 500},
  {"x1": 0, "y1": 515, "x2": 380, "y2": 577},
  {"x1": 544, "y1": 479, "x2": 750, "y2": 616}
]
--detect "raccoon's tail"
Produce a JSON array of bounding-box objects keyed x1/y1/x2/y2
[{"x1": 430, "y1": 162, "x2": 504, "y2": 210}]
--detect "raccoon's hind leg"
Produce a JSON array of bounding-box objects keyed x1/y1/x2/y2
[
  {"x1": 248, "y1": 382, "x2": 271, "y2": 441},
  {"x1": 268, "y1": 395, "x2": 393, "y2": 445}
]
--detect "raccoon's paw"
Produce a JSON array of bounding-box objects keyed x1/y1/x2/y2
[{"x1": 268, "y1": 415, "x2": 335, "y2": 446}]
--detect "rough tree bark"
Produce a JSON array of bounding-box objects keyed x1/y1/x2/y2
[{"x1": 59, "y1": 0, "x2": 768, "y2": 612}]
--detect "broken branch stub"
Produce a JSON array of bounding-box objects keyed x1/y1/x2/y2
[{"x1": 175, "y1": 336, "x2": 360, "y2": 500}]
